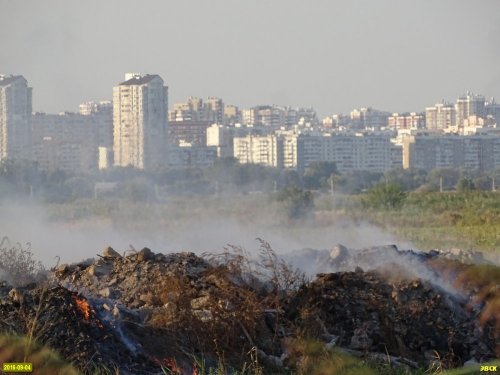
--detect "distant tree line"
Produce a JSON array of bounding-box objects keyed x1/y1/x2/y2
[{"x1": 0, "y1": 158, "x2": 499, "y2": 204}]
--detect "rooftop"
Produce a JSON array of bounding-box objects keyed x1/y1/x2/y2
[
  {"x1": 0, "y1": 75, "x2": 25, "y2": 87},
  {"x1": 119, "y1": 74, "x2": 161, "y2": 86}
]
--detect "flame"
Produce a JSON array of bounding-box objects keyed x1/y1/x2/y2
[{"x1": 73, "y1": 295, "x2": 91, "y2": 321}]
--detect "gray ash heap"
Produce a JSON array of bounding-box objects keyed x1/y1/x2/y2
[{"x1": 0, "y1": 243, "x2": 498, "y2": 373}]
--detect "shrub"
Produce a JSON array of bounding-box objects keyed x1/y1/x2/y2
[
  {"x1": 362, "y1": 183, "x2": 407, "y2": 210},
  {"x1": 0, "y1": 237, "x2": 45, "y2": 286},
  {"x1": 273, "y1": 185, "x2": 314, "y2": 220}
]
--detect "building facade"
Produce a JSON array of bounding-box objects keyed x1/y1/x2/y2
[
  {"x1": 0, "y1": 75, "x2": 32, "y2": 161},
  {"x1": 233, "y1": 134, "x2": 284, "y2": 167},
  {"x1": 234, "y1": 132, "x2": 400, "y2": 173},
  {"x1": 403, "y1": 134, "x2": 500, "y2": 171},
  {"x1": 79, "y1": 100, "x2": 113, "y2": 148},
  {"x1": 113, "y1": 74, "x2": 168, "y2": 169},
  {"x1": 425, "y1": 102, "x2": 456, "y2": 130},
  {"x1": 32, "y1": 112, "x2": 99, "y2": 172},
  {"x1": 168, "y1": 120, "x2": 212, "y2": 147},
  {"x1": 456, "y1": 92, "x2": 485, "y2": 127}
]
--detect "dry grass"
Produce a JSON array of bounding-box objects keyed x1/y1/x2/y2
[
  {"x1": 0, "y1": 236, "x2": 46, "y2": 286},
  {"x1": 284, "y1": 338, "x2": 377, "y2": 375},
  {"x1": 0, "y1": 334, "x2": 79, "y2": 375}
]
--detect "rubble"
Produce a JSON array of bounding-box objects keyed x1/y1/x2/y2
[
  {"x1": 285, "y1": 270, "x2": 497, "y2": 365},
  {"x1": 0, "y1": 244, "x2": 498, "y2": 373},
  {"x1": 0, "y1": 284, "x2": 157, "y2": 374}
]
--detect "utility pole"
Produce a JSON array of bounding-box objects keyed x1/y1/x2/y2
[{"x1": 440, "y1": 176, "x2": 443, "y2": 193}]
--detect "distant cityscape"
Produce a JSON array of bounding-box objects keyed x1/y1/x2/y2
[{"x1": 1, "y1": 73, "x2": 500, "y2": 175}]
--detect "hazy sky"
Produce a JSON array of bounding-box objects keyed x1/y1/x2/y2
[{"x1": 1, "y1": 0, "x2": 499, "y2": 117}]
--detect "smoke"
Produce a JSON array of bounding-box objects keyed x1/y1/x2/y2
[
  {"x1": 0, "y1": 197, "x2": 412, "y2": 268},
  {"x1": 1, "y1": 195, "x2": 494, "y2": 296}
]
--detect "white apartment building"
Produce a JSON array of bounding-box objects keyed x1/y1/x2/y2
[
  {"x1": 234, "y1": 132, "x2": 400, "y2": 173},
  {"x1": 350, "y1": 108, "x2": 391, "y2": 129},
  {"x1": 206, "y1": 124, "x2": 233, "y2": 157},
  {"x1": 425, "y1": 102, "x2": 456, "y2": 130},
  {"x1": 242, "y1": 105, "x2": 285, "y2": 128},
  {"x1": 113, "y1": 74, "x2": 168, "y2": 169},
  {"x1": 403, "y1": 134, "x2": 500, "y2": 171},
  {"x1": 233, "y1": 134, "x2": 283, "y2": 167},
  {"x1": 0, "y1": 75, "x2": 32, "y2": 161},
  {"x1": 297, "y1": 133, "x2": 398, "y2": 173},
  {"x1": 169, "y1": 96, "x2": 225, "y2": 124}
]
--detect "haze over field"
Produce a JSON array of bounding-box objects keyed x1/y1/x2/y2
[
  {"x1": 1, "y1": 0, "x2": 499, "y2": 116},
  {"x1": 0, "y1": 199, "x2": 411, "y2": 266}
]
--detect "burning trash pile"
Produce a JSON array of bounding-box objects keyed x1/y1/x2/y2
[
  {"x1": 0, "y1": 242, "x2": 498, "y2": 373},
  {"x1": 0, "y1": 282, "x2": 158, "y2": 373}
]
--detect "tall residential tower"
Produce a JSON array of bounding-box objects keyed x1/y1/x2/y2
[
  {"x1": 113, "y1": 74, "x2": 168, "y2": 169},
  {"x1": 0, "y1": 75, "x2": 32, "y2": 161}
]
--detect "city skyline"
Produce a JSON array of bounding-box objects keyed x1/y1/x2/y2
[
  {"x1": 1, "y1": 72, "x2": 499, "y2": 120},
  {"x1": 1, "y1": 0, "x2": 499, "y2": 117}
]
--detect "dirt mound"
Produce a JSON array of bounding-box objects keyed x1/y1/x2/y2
[
  {"x1": 286, "y1": 269, "x2": 496, "y2": 366},
  {"x1": 0, "y1": 244, "x2": 498, "y2": 373}
]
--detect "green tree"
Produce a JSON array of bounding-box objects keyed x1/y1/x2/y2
[
  {"x1": 456, "y1": 177, "x2": 476, "y2": 192},
  {"x1": 302, "y1": 161, "x2": 338, "y2": 190},
  {"x1": 426, "y1": 168, "x2": 460, "y2": 191},
  {"x1": 334, "y1": 170, "x2": 383, "y2": 194},
  {"x1": 362, "y1": 182, "x2": 407, "y2": 209},
  {"x1": 273, "y1": 185, "x2": 314, "y2": 219},
  {"x1": 383, "y1": 167, "x2": 427, "y2": 191}
]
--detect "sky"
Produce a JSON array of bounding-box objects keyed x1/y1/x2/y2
[{"x1": 1, "y1": 0, "x2": 499, "y2": 117}]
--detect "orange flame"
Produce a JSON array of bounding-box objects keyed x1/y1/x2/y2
[{"x1": 73, "y1": 295, "x2": 91, "y2": 321}]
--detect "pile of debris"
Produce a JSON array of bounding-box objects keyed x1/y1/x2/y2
[
  {"x1": 53, "y1": 247, "x2": 280, "y2": 371},
  {"x1": 0, "y1": 282, "x2": 157, "y2": 374},
  {"x1": 285, "y1": 269, "x2": 496, "y2": 366},
  {"x1": 0, "y1": 244, "x2": 498, "y2": 373}
]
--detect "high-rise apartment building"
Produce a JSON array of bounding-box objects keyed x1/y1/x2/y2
[
  {"x1": 350, "y1": 108, "x2": 391, "y2": 129},
  {"x1": 425, "y1": 102, "x2": 456, "y2": 130},
  {"x1": 113, "y1": 74, "x2": 168, "y2": 169},
  {"x1": 456, "y1": 92, "x2": 485, "y2": 127},
  {"x1": 233, "y1": 134, "x2": 284, "y2": 167},
  {"x1": 0, "y1": 75, "x2": 32, "y2": 161},
  {"x1": 242, "y1": 105, "x2": 286, "y2": 128},
  {"x1": 169, "y1": 96, "x2": 225, "y2": 124},
  {"x1": 486, "y1": 98, "x2": 500, "y2": 125},
  {"x1": 223, "y1": 105, "x2": 241, "y2": 125},
  {"x1": 206, "y1": 97, "x2": 224, "y2": 124}
]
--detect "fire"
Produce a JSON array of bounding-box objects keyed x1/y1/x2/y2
[{"x1": 73, "y1": 295, "x2": 91, "y2": 320}]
